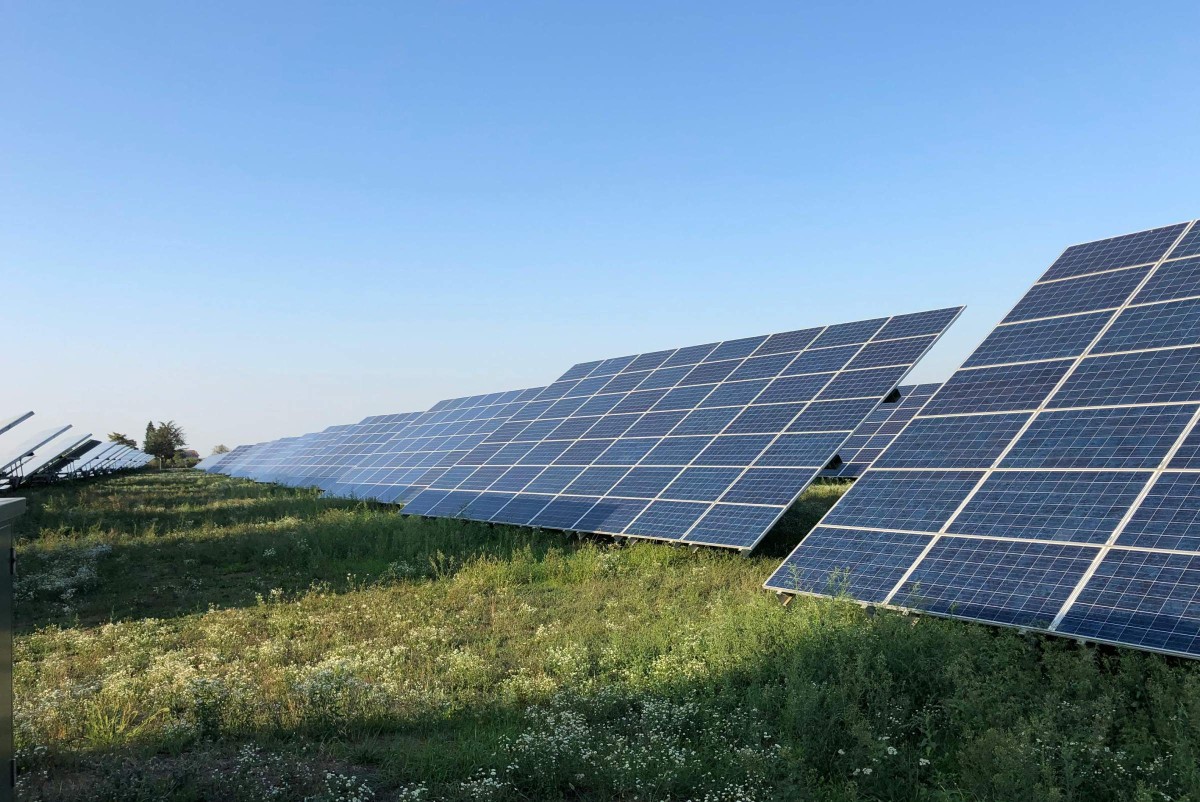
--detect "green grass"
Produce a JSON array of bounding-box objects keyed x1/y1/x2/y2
[{"x1": 11, "y1": 471, "x2": 1200, "y2": 801}]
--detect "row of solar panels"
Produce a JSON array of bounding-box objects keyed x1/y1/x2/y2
[
  {"x1": 0, "y1": 412, "x2": 152, "y2": 490},
  {"x1": 202, "y1": 219, "x2": 1200, "y2": 661},
  {"x1": 199, "y1": 306, "x2": 961, "y2": 551}
]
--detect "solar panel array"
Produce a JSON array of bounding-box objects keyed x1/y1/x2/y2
[
  {"x1": 0, "y1": 411, "x2": 151, "y2": 488},
  {"x1": 399, "y1": 309, "x2": 961, "y2": 550},
  {"x1": 821, "y1": 383, "x2": 941, "y2": 478},
  {"x1": 328, "y1": 390, "x2": 548, "y2": 503},
  {"x1": 767, "y1": 220, "x2": 1200, "y2": 659}
]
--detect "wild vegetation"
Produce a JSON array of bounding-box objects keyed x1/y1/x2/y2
[{"x1": 11, "y1": 471, "x2": 1200, "y2": 801}]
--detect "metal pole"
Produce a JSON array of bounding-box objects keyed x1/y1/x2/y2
[{"x1": 0, "y1": 497, "x2": 24, "y2": 802}]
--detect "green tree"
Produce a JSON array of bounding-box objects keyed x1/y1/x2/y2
[
  {"x1": 212, "y1": 444, "x2": 230, "y2": 454},
  {"x1": 107, "y1": 432, "x2": 137, "y2": 448},
  {"x1": 144, "y1": 421, "x2": 188, "y2": 467}
]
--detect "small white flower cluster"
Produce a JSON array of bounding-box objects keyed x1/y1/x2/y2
[{"x1": 306, "y1": 770, "x2": 375, "y2": 802}]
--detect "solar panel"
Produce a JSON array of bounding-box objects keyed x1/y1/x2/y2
[
  {"x1": 328, "y1": 390, "x2": 548, "y2": 503},
  {"x1": 65, "y1": 442, "x2": 121, "y2": 475},
  {"x1": 0, "y1": 412, "x2": 34, "y2": 439},
  {"x1": 400, "y1": 308, "x2": 962, "y2": 551},
  {"x1": 821, "y1": 383, "x2": 941, "y2": 478},
  {"x1": 0, "y1": 425, "x2": 72, "y2": 476},
  {"x1": 766, "y1": 219, "x2": 1200, "y2": 660},
  {"x1": 302, "y1": 414, "x2": 421, "y2": 491},
  {"x1": 16, "y1": 432, "x2": 94, "y2": 482}
]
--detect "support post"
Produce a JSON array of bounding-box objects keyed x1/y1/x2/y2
[{"x1": 0, "y1": 497, "x2": 25, "y2": 802}]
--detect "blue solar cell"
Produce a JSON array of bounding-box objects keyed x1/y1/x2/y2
[
  {"x1": 399, "y1": 489, "x2": 449, "y2": 516},
  {"x1": 457, "y1": 466, "x2": 511, "y2": 491},
  {"x1": 653, "y1": 385, "x2": 716, "y2": 411},
  {"x1": 679, "y1": 359, "x2": 741, "y2": 386},
  {"x1": 1003, "y1": 267, "x2": 1149, "y2": 324},
  {"x1": 818, "y1": 365, "x2": 908, "y2": 400},
  {"x1": 671, "y1": 407, "x2": 742, "y2": 435},
  {"x1": 809, "y1": 318, "x2": 887, "y2": 348},
  {"x1": 721, "y1": 468, "x2": 810, "y2": 505},
  {"x1": 555, "y1": 440, "x2": 616, "y2": 466},
  {"x1": 611, "y1": 390, "x2": 669, "y2": 414},
  {"x1": 964, "y1": 312, "x2": 1111, "y2": 368},
  {"x1": 1134, "y1": 255, "x2": 1200, "y2": 305},
  {"x1": 625, "y1": 411, "x2": 689, "y2": 437},
  {"x1": 594, "y1": 438, "x2": 659, "y2": 465},
  {"x1": 1043, "y1": 223, "x2": 1187, "y2": 281},
  {"x1": 575, "y1": 394, "x2": 625, "y2": 416},
  {"x1": 1057, "y1": 549, "x2": 1200, "y2": 655},
  {"x1": 624, "y1": 350, "x2": 675, "y2": 372},
  {"x1": 1003, "y1": 406, "x2": 1194, "y2": 469},
  {"x1": 600, "y1": 371, "x2": 652, "y2": 394},
  {"x1": 637, "y1": 365, "x2": 692, "y2": 390},
  {"x1": 875, "y1": 308, "x2": 963, "y2": 340},
  {"x1": 490, "y1": 494, "x2": 553, "y2": 525},
  {"x1": 594, "y1": 354, "x2": 638, "y2": 375},
  {"x1": 1118, "y1": 473, "x2": 1200, "y2": 552},
  {"x1": 756, "y1": 432, "x2": 850, "y2": 467},
  {"x1": 573, "y1": 497, "x2": 649, "y2": 534},
  {"x1": 893, "y1": 538, "x2": 1096, "y2": 627},
  {"x1": 788, "y1": 398, "x2": 880, "y2": 431},
  {"x1": 683, "y1": 504, "x2": 783, "y2": 548},
  {"x1": 459, "y1": 492, "x2": 516, "y2": 521},
  {"x1": 609, "y1": 466, "x2": 680, "y2": 499},
  {"x1": 1052, "y1": 348, "x2": 1200, "y2": 407},
  {"x1": 623, "y1": 500, "x2": 708, "y2": 539},
  {"x1": 847, "y1": 336, "x2": 936, "y2": 370},
  {"x1": 923, "y1": 360, "x2": 1073, "y2": 415},
  {"x1": 756, "y1": 374, "x2": 834, "y2": 404},
  {"x1": 782, "y1": 346, "x2": 859, "y2": 376},
  {"x1": 753, "y1": 327, "x2": 822, "y2": 355},
  {"x1": 724, "y1": 403, "x2": 806, "y2": 434},
  {"x1": 559, "y1": 361, "x2": 602, "y2": 381},
  {"x1": 949, "y1": 470, "x2": 1151, "y2": 544},
  {"x1": 1094, "y1": 297, "x2": 1200, "y2": 354},
  {"x1": 641, "y1": 436, "x2": 713, "y2": 465},
  {"x1": 693, "y1": 435, "x2": 774, "y2": 466},
  {"x1": 1169, "y1": 225, "x2": 1200, "y2": 259},
  {"x1": 429, "y1": 465, "x2": 477, "y2": 489},
  {"x1": 705, "y1": 335, "x2": 769, "y2": 362},
  {"x1": 517, "y1": 441, "x2": 571, "y2": 465},
  {"x1": 698, "y1": 379, "x2": 771, "y2": 407},
  {"x1": 765, "y1": 527, "x2": 930, "y2": 601},
  {"x1": 583, "y1": 414, "x2": 640, "y2": 439},
  {"x1": 662, "y1": 342, "x2": 720, "y2": 367},
  {"x1": 528, "y1": 497, "x2": 599, "y2": 530},
  {"x1": 728, "y1": 354, "x2": 796, "y2": 381},
  {"x1": 522, "y1": 465, "x2": 584, "y2": 494},
  {"x1": 559, "y1": 466, "x2": 626, "y2": 496},
  {"x1": 822, "y1": 470, "x2": 981, "y2": 531},
  {"x1": 490, "y1": 466, "x2": 543, "y2": 492},
  {"x1": 660, "y1": 467, "x2": 744, "y2": 501}
]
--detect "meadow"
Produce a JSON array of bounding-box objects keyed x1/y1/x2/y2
[{"x1": 10, "y1": 471, "x2": 1200, "y2": 801}]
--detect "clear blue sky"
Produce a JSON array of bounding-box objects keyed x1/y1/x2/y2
[{"x1": 3, "y1": 2, "x2": 1198, "y2": 454}]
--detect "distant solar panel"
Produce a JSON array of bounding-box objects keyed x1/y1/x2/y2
[
  {"x1": 766, "y1": 220, "x2": 1200, "y2": 660},
  {"x1": 0, "y1": 412, "x2": 34, "y2": 439},
  {"x1": 17, "y1": 432, "x2": 94, "y2": 482},
  {"x1": 304, "y1": 414, "x2": 421, "y2": 491},
  {"x1": 0, "y1": 425, "x2": 72, "y2": 476},
  {"x1": 329, "y1": 390, "x2": 548, "y2": 503},
  {"x1": 821, "y1": 383, "x2": 941, "y2": 478},
  {"x1": 400, "y1": 308, "x2": 962, "y2": 551},
  {"x1": 66, "y1": 442, "x2": 120, "y2": 475}
]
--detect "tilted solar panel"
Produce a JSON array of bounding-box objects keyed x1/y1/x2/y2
[
  {"x1": 309, "y1": 414, "x2": 422, "y2": 492},
  {"x1": 0, "y1": 412, "x2": 34, "y2": 439},
  {"x1": 766, "y1": 219, "x2": 1200, "y2": 659},
  {"x1": 329, "y1": 390, "x2": 548, "y2": 503},
  {"x1": 0, "y1": 425, "x2": 73, "y2": 476},
  {"x1": 821, "y1": 383, "x2": 941, "y2": 478},
  {"x1": 400, "y1": 309, "x2": 962, "y2": 551}
]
